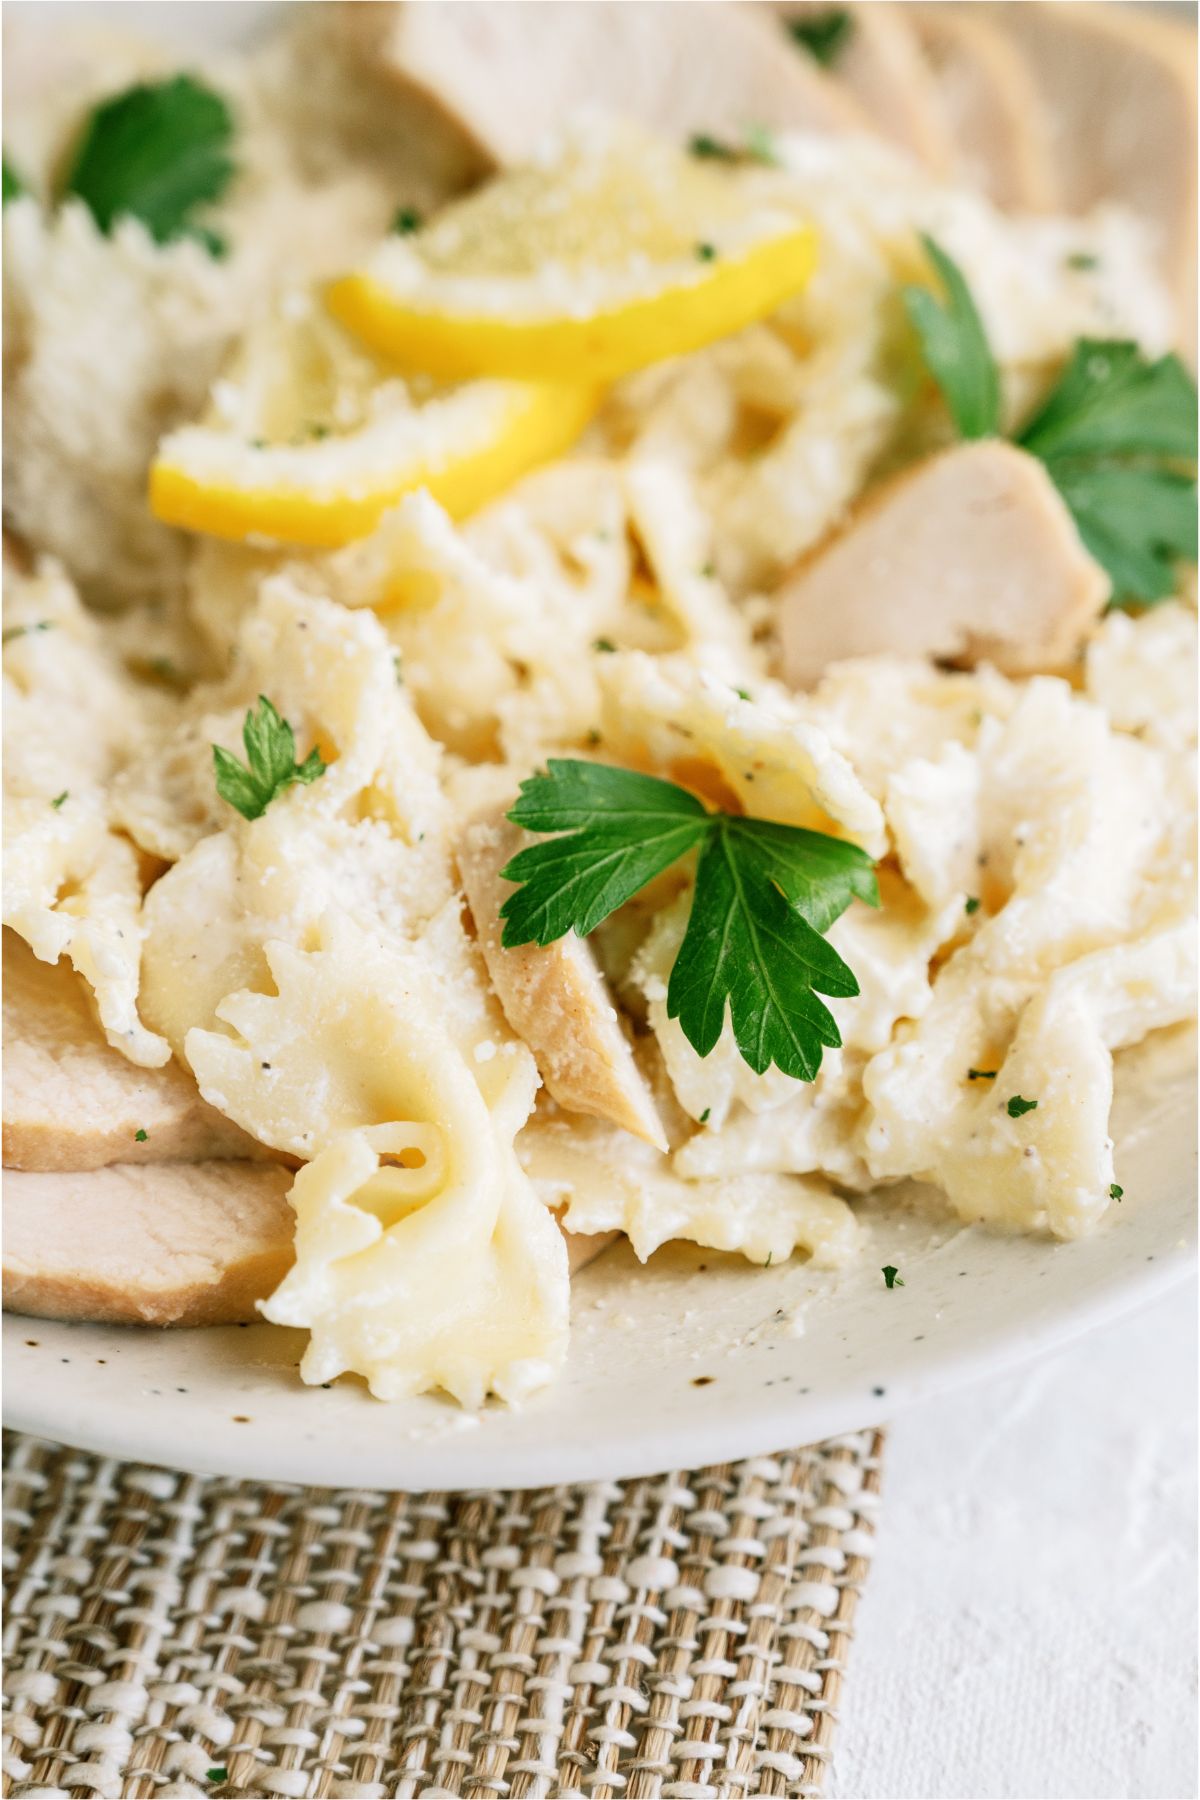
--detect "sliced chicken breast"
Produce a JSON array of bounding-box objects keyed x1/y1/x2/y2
[
  {"x1": 458, "y1": 812, "x2": 668, "y2": 1151},
  {"x1": 911, "y1": 6, "x2": 1059, "y2": 211},
  {"x1": 771, "y1": 1, "x2": 956, "y2": 174},
  {"x1": 2, "y1": 1159, "x2": 616, "y2": 1329},
  {"x1": 3, "y1": 930, "x2": 266, "y2": 1173},
  {"x1": 777, "y1": 440, "x2": 1109, "y2": 688},
  {"x1": 982, "y1": 0, "x2": 1196, "y2": 351},
  {"x1": 341, "y1": 0, "x2": 869, "y2": 170},
  {"x1": 3, "y1": 1160, "x2": 297, "y2": 1326}
]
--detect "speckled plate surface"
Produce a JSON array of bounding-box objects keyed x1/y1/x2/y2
[{"x1": 6, "y1": 1034, "x2": 1194, "y2": 1488}]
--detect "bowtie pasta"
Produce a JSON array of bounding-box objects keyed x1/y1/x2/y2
[{"x1": 3, "y1": 35, "x2": 1194, "y2": 1411}]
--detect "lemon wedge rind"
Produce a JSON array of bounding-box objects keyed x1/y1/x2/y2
[
  {"x1": 150, "y1": 379, "x2": 598, "y2": 548},
  {"x1": 327, "y1": 222, "x2": 819, "y2": 384}
]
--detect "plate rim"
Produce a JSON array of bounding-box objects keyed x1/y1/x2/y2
[{"x1": 5, "y1": 1236, "x2": 1193, "y2": 1490}]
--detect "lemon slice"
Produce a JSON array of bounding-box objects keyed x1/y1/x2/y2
[
  {"x1": 327, "y1": 120, "x2": 819, "y2": 384},
  {"x1": 149, "y1": 295, "x2": 597, "y2": 548}
]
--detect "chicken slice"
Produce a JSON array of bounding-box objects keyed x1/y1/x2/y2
[
  {"x1": 770, "y1": 1, "x2": 955, "y2": 175},
  {"x1": 3, "y1": 930, "x2": 266, "y2": 1172},
  {"x1": 457, "y1": 811, "x2": 668, "y2": 1151},
  {"x1": 982, "y1": 0, "x2": 1196, "y2": 354},
  {"x1": 339, "y1": 0, "x2": 869, "y2": 170},
  {"x1": 911, "y1": 6, "x2": 1059, "y2": 212},
  {"x1": 3, "y1": 1160, "x2": 296, "y2": 1327},
  {"x1": 777, "y1": 440, "x2": 1108, "y2": 689}
]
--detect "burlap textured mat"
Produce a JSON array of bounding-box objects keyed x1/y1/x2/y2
[{"x1": 2, "y1": 1428, "x2": 883, "y2": 1798}]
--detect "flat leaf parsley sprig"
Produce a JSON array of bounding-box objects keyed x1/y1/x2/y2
[
  {"x1": 213, "y1": 695, "x2": 326, "y2": 821},
  {"x1": 499, "y1": 759, "x2": 878, "y2": 1082},
  {"x1": 903, "y1": 234, "x2": 1198, "y2": 606}
]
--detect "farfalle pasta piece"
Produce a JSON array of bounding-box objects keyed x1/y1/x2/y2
[
  {"x1": 860, "y1": 678, "x2": 1188, "y2": 1229},
  {"x1": 597, "y1": 651, "x2": 885, "y2": 854},
  {"x1": 878, "y1": 922, "x2": 1196, "y2": 1239},
  {"x1": 114, "y1": 575, "x2": 444, "y2": 862},
  {"x1": 520, "y1": 1111, "x2": 859, "y2": 1269},
  {"x1": 187, "y1": 921, "x2": 569, "y2": 1405},
  {"x1": 3, "y1": 797, "x2": 169, "y2": 1068},
  {"x1": 3, "y1": 557, "x2": 170, "y2": 1065}
]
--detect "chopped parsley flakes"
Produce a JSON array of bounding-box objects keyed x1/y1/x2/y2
[
  {"x1": 786, "y1": 8, "x2": 855, "y2": 66},
  {"x1": 881, "y1": 1265, "x2": 904, "y2": 1289},
  {"x1": 1006, "y1": 1095, "x2": 1038, "y2": 1118}
]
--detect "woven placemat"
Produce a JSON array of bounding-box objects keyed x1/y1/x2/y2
[{"x1": 1, "y1": 1428, "x2": 882, "y2": 1799}]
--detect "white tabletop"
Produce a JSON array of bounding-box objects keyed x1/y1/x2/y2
[{"x1": 831, "y1": 1281, "x2": 1197, "y2": 1800}]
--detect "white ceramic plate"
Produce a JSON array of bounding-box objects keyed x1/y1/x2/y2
[
  {"x1": 4, "y1": 0, "x2": 1195, "y2": 1488},
  {"x1": 6, "y1": 1033, "x2": 1194, "y2": 1488}
]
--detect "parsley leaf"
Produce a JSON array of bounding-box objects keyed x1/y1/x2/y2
[
  {"x1": 688, "y1": 128, "x2": 777, "y2": 167},
  {"x1": 501, "y1": 759, "x2": 877, "y2": 1081},
  {"x1": 392, "y1": 205, "x2": 422, "y2": 235},
  {"x1": 786, "y1": 9, "x2": 855, "y2": 66},
  {"x1": 903, "y1": 235, "x2": 1001, "y2": 440},
  {"x1": 63, "y1": 75, "x2": 234, "y2": 247},
  {"x1": 689, "y1": 133, "x2": 739, "y2": 162},
  {"x1": 905, "y1": 241, "x2": 1198, "y2": 607},
  {"x1": 3, "y1": 155, "x2": 26, "y2": 205},
  {"x1": 1006, "y1": 1094, "x2": 1038, "y2": 1118},
  {"x1": 881, "y1": 1265, "x2": 904, "y2": 1289},
  {"x1": 213, "y1": 695, "x2": 326, "y2": 822},
  {"x1": 1017, "y1": 340, "x2": 1198, "y2": 604},
  {"x1": 1109, "y1": 1183, "x2": 1124, "y2": 1201}
]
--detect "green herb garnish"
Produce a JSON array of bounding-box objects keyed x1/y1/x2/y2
[
  {"x1": 592, "y1": 637, "x2": 617, "y2": 653},
  {"x1": 1067, "y1": 252, "x2": 1100, "y2": 272},
  {"x1": 881, "y1": 1265, "x2": 904, "y2": 1289},
  {"x1": 213, "y1": 696, "x2": 326, "y2": 822},
  {"x1": 689, "y1": 134, "x2": 739, "y2": 162},
  {"x1": 206, "y1": 1772, "x2": 228, "y2": 1786},
  {"x1": 3, "y1": 155, "x2": 26, "y2": 205},
  {"x1": 63, "y1": 75, "x2": 234, "y2": 248},
  {"x1": 50, "y1": 791, "x2": 68, "y2": 810},
  {"x1": 392, "y1": 205, "x2": 422, "y2": 235},
  {"x1": 903, "y1": 235, "x2": 1001, "y2": 441},
  {"x1": 500, "y1": 759, "x2": 877, "y2": 1081},
  {"x1": 1109, "y1": 1183, "x2": 1123, "y2": 1201},
  {"x1": 968, "y1": 1068, "x2": 997, "y2": 1081},
  {"x1": 743, "y1": 124, "x2": 778, "y2": 166},
  {"x1": 964, "y1": 896, "x2": 981, "y2": 915},
  {"x1": 3, "y1": 620, "x2": 53, "y2": 645},
  {"x1": 687, "y1": 128, "x2": 776, "y2": 168},
  {"x1": 699, "y1": 1108, "x2": 711, "y2": 1123},
  {"x1": 1017, "y1": 339, "x2": 1198, "y2": 605},
  {"x1": 905, "y1": 239, "x2": 1198, "y2": 607},
  {"x1": 1006, "y1": 1094, "x2": 1038, "y2": 1118},
  {"x1": 134, "y1": 1128, "x2": 148, "y2": 1142},
  {"x1": 695, "y1": 241, "x2": 717, "y2": 262},
  {"x1": 786, "y1": 9, "x2": 855, "y2": 66}
]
